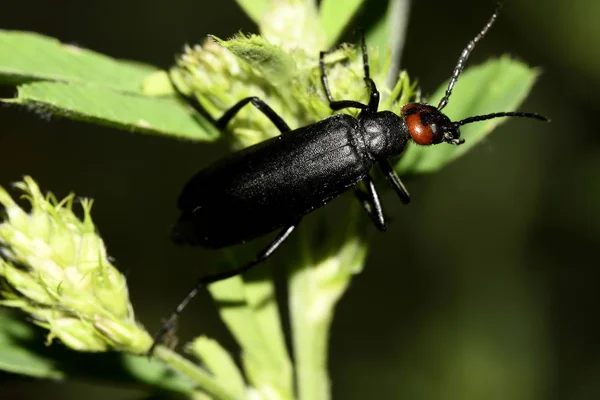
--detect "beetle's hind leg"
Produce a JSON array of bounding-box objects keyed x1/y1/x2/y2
[{"x1": 147, "y1": 222, "x2": 299, "y2": 356}]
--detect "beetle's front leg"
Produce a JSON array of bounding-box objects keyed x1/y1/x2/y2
[
  {"x1": 354, "y1": 176, "x2": 387, "y2": 231},
  {"x1": 170, "y1": 70, "x2": 292, "y2": 135},
  {"x1": 319, "y1": 29, "x2": 379, "y2": 113},
  {"x1": 379, "y1": 159, "x2": 411, "y2": 204},
  {"x1": 216, "y1": 96, "x2": 291, "y2": 134}
]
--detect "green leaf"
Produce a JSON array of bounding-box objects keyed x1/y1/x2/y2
[
  {"x1": 188, "y1": 336, "x2": 246, "y2": 398},
  {"x1": 216, "y1": 35, "x2": 297, "y2": 85},
  {"x1": 3, "y1": 81, "x2": 219, "y2": 141},
  {"x1": 320, "y1": 0, "x2": 365, "y2": 48},
  {"x1": 208, "y1": 260, "x2": 293, "y2": 399},
  {"x1": 0, "y1": 30, "x2": 157, "y2": 92},
  {"x1": 397, "y1": 56, "x2": 541, "y2": 175},
  {"x1": 0, "y1": 311, "x2": 64, "y2": 379},
  {"x1": 239, "y1": 264, "x2": 292, "y2": 396},
  {"x1": 141, "y1": 70, "x2": 176, "y2": 96},
  {"x1": 234, "y1": 0, "x2": 270, "y2": 24}
]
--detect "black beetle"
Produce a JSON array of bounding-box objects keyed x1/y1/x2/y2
[{"x1": 148, "y1": 0, "x2": 548, "y2": 353}]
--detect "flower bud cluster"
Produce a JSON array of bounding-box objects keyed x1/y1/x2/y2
[{"x1": 0, "y1": 177, "x2": 151, "y2": 353}]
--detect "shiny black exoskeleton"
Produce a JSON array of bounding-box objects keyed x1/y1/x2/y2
[
  {"x1": 148, "y1": 1, "x2": 548, "y2": 354},
  {"x1": 172, "y1": 110, "x2": 409, "y2": 249}
]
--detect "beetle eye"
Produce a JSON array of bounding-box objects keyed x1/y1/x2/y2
[{"x1": 428, "y1": 122, "x2": 443, "y2": 144}]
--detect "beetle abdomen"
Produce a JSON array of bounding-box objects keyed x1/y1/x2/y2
[{"x1": 173, "y1": 114, "x2": 372, "y2": 248}]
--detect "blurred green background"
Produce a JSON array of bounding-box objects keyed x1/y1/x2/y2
[{"x1": 1, "y1": 0, "x2": 599, "y2": 399}]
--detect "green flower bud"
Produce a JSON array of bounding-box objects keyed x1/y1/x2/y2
[
  {"x1": 94, "y1": 316, "x2": 152, "y2": 354},
  {"x1": 172, "y1": 37, "x2": 277, "y2": 148},
  {"x1": 0, "y1": 177, "x2": 151, "y2": 353},
  {"x1": 170, "y1": 29, "x2": 416, "y2": 152},
  {"x1": 47, "y1": 317, "x2": 108, "y2": 352}
]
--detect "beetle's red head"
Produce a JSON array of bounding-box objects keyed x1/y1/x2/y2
[
  {"x1": 401, "y1": 102, "x2": 549, "y2": 147},
  {"x1": 401, "y1": 103, "x2": 464, "y2": 146},
  {"x1": 395, "y1": 3, "x2": 547, "y2": 147}
]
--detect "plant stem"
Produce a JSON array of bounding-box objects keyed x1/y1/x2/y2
[
  {"x1": 289, "y1": 204, "x2": 368, "y2": 400},
  {"x1": 386, "y1": 0, "x2": 412, "y2": 86},
  {"x1": 154, "y1": 345, "x2": 239, "y2": 400}
]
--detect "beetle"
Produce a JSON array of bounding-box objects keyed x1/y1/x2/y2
[{"x1": 148, "y1": 0, "x2": 548, "y2": 353}]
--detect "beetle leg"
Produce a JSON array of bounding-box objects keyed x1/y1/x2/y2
[
  {"x1": 379, "y1": 159, "x2": 411, "y2": 204},
  {"x1": 355, "y1": 176, "x2": 387, "y2": 231},
  {"x1": 358, "y1": 30, "x2": 380, "y2": 112},
  {"x1": 216, "y1": 96, "x2": 291, "y2": 134},
  {"x1": 147, "y1": 222, "x2": 298, "y2": 356},
  {"x1": 170, "y1": 79, "x2": 291, "y2": 134},
  {"x1": 319, "y1": 29, "x2": 380, "y2": 113},
  {"x1": 365, "y1": 78, "x2": 380, "y2": 111},
  {"x1": 319, "y1": 50, "x2": 369, "y2": 112}
]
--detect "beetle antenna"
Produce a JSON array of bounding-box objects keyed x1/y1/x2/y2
[
  {"x1": 437, "y1": 1, "x2": 503, "y2": 111},
  {"x1": 455, "y1": 111, "x2": 550, "y2": 127}
]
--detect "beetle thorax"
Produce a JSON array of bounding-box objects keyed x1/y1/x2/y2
[{"x1": 359, "y1": 111, "x2": 409, "y2": 159}]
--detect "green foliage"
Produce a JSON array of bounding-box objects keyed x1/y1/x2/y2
[
  {"x1": 320, "y1": 0, "x2": 365, "y2": 47},
  {"x1": 0, "y1": 312, "x2": 64, "y2": 379},
  {"x1": 0, "y1": 0, "x2": 542, "y2": 399},
  {"x1": 0, "y1": 31, "x2": 155, "y2": 88},
  {"x1": 8, "y1": 81, "x2": 219, "y2": 140},
  {"x1": 397, "y1": 57, "x2": 540, "y2": 175}
]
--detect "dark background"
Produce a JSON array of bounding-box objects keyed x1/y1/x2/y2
[{"x1": 1, "y1": 0, "x2": 599, "y2": 399}]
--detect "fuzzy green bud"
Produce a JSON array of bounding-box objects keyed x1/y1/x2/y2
[
  {"x1": 0, "y1": 177, "x2": 151, "y2": 353},
  {"x1": 170, "y1": 30, "x2": 417, "y2": 151}
]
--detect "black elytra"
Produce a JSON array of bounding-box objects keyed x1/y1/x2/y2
[{"x1": 147, "y1": 0, "x2": 548, "y2": 355}]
